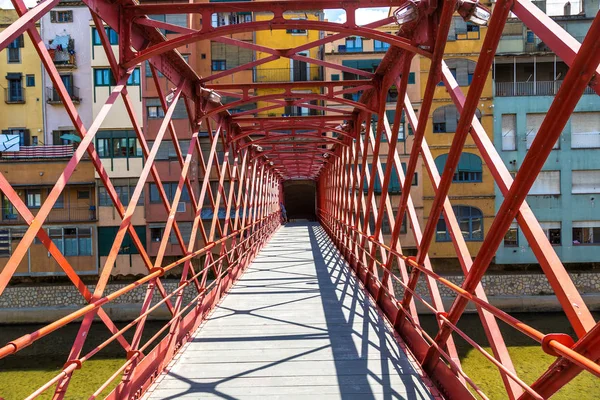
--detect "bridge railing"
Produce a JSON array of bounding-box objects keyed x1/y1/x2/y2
[{"x1": 0, "y1": 0, "x2": 599, "y2": 399}]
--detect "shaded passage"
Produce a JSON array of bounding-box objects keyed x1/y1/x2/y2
[{"x1": 143, "y1": 222, "x2": 435, "y2": 399}]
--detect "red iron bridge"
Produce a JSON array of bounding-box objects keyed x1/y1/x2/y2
[{"x1": 0, "y1": 0, "x2": 599, "y2": 399}]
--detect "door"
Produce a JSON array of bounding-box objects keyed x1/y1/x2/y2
[{"x1": 292, "y1": 59, "x2": 308, "y2": 82}]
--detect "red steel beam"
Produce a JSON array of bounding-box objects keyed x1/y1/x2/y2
[{"x1": 423, "y1": 12, "x2": 600, "y2": 374}]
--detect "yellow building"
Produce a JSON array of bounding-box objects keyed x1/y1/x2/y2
[
  {"x1": 0, "y1": 10, "x2": 43, "y2": 146},
  {"x1": 418, "y1": 11, "x2": 495, "y2": 260},
  {"x1": 322, "y1": 25, "x2": 424, "y2": 251},
  {"x1": 254, "y1": 11, "x2": 323, "y2": 116}
]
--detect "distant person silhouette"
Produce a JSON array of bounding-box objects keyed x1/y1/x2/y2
[{"x1": 280, "y1": 202, "x2": 288, "y2": 224}]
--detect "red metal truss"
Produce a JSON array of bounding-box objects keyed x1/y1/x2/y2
[{"x1": 0, "y1": 0, "x2": 599, "y2": 399}]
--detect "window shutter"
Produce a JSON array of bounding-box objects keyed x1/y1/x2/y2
[
  {"x1": 23, "y1": 129, "x2": 30, "y2": 146},
  {"x1": 445, "y1": 106, "x2": 458, "y2": 132},
  {"x1": 172, "y1": 98, "x2": 188, "y2": 119},
  {"x1": 166, "y1": 14, "x2": 188, "y2": 29}
]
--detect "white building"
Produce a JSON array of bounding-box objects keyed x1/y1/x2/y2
[{"x1": 40, "y1": 0, "x2": 92, "y2": 145}]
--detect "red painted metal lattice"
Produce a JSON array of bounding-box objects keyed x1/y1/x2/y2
[{"x1": 0, "y1": 0, "x2": 599, "y2": 399}]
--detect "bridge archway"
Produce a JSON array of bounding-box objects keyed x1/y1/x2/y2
[{"x1": 283, "y1": 180, "x2": 316, "y2": 221}]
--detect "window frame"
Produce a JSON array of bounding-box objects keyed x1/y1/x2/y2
[{"x1": 211, "y1": 60, "x2": 226, "y2": 71}]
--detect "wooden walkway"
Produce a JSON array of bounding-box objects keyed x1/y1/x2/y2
[{"x1": 144, "y1": 222, "x2": 436, "y2": 399}]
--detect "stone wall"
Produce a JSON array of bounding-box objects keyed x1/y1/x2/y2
[
  {"x1": 402, "y1": 272, "x2": 600, "y2": 298},
  {"x1": 3, "y1": 273, "x2": 600, "y2": 310},
  {"x1": 1, "y1": 273, "x2": 600, "y2": 323},
  {"x1": 0, "y1": 280, "x2": 198, "y2": 309}
]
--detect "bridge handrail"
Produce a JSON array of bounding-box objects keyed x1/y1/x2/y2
[{"x1": 318, "y1": 208, "x2": 600, "y2": 390}]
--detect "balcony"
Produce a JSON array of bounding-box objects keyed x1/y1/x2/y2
[
  {"x1": 48, "y1": 37, "x2": 76, "y2": 69},
  {"x1": 254, "y1": 67, "x2": 321, "y2": 83},
  {"x1": 495, "y1": 80, "x2": 595, "y2": 97},
  {"x1": 0, "y1": 145, "x2": 74, "y2": 161},
  {"x1": 46, "y1": 86, "x2": 81, "y2": 104},
  {"x1": 1, "y1": 206, "x2": 96, "y2": 225},
  {"x1": 4, "y1": 87, "x2": 25, "y2": 104}
]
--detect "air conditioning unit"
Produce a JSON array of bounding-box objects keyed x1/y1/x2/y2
[{"x1": 176, "y1": 202, "x2": 186, "y2": 213}]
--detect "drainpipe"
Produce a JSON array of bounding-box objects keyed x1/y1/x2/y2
[{"x1": 40, "y1": 16, "x2": 48, "y2": 145}]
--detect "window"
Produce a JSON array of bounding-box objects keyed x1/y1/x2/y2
[
  {"x1": 50, "y1": 10, "x2": 73, "y2": 23},
  {"x1": 95, "y1": 131, "x2": 142, "y2": 159},
  {"x1": 432, "y1": 105, "x2": 481, "y2": 133},
  {"x1": 53, "y1": 190, "x2": 65, "y2": 208},
  {"x1": 286, "y1": 18, "x2": 307, "y2": 35},
  {"x1": 49, "y1": 227, "x2": 92, "y2": 256},
  {"x1": 147, "y1": 105, "x2": 165, "y2": 118},
  {"x1": 127, "y1": 68, "x2": 141, "y2": 86},
  {"x1": 25, "y1": 75, "x2": 35, "y2": 87},
  {"x1": 526, "y1": 113, "x2": 560, "y2": 149},
  {"x1": 466, "y1": 22, "x2": 480, "y2": 33},
  {"x1": 572, "y1": 222, "x2": 600, "y2": 245},
  {"x1": 150, "y1": 226, "x2": 164, "y2": 242},
  {"x1": 504, "y1": 222, "x2": 518, "y2": 247},
  {"x1": 401, "y1": 163, "x2": 418, "y2": 186},
  {"x1": 6, "y1": 75, "x2": 24, "y2": 102},
  {"x1": 501, "y1": 114, "x2": 516, "y2": 151},
  {"x1": 434, "y1": 153, "x2": 483, "y2": 183},
  {"x1": 449, "y1": 17, "x2": 480, "y2": 40},
  {"x1": 26, "y1": 190, "x2": 41, "y2": 208},
  {"x1": 571, "y1": 112, "x2": 600, "y2": 148},
  {"x1": 98, "y1": 226, "x2": 145, "y2": 255},
  {"x1": 540, "y1": 222, "x2": 561, "y2": 245},
  {"x1": 98, "y1": 180, "x2": 144, "y2": 207},
  {"x1": 572, "y1": 170, "x2": 600, "y2": 194},
  {"x1": 331, "y1": 74, "x2": 340, "y2": 81},
  {"x1": 7, "y1": 35, "x2": 23, "y2": 63},
  {"x1": 147, "y1": 140, "x2": 191, "y2": 160},
  {"x1": 445, "y1": 59, "x2": 477, "y2": 87},
  {"x1": 345, "y1": 37, "x2": 363, "y2": 52},
  {"x1": 146, "y1": 98, "x2": 165, "y2": 119},
  {"x1": 92, "y1": 27, "x2": 119, "y2": 45},
  {"x1": 144, "y1": 60, "x2": 164, "y2": 78},
  {"x1": 373, "y1": 40, "x2": 390, "y2": 52},
  {"x1": 77, "y1": 190, "x2": 90, "y2": 200},
  {"x1": 408, "y1": 72, "x2": 416, "y2": 84},
  {"x1": 212, "y1": 60, "x2": 226, "y2": 71},
  {"x1": 362, "y1": 163, "x2": 412, "y2": 194},
  {"x1": 2, "y1": 128, "x2": 29, "y2": 145},
  {"x1": 148, "y1": 14, "x2": 188, "y2": 34},
  {"x1": 149, "y1": 182, "x2": 190, "y2": 204},
  {"x1": 211, "y1": 12, "x2": 251, "y2": 27},
  {"x1": 94, "y1": 68, "x2": 115, "y2": 87},
  {"x1": 529, "y1": 171, "x2": 560, "y2": 195},
  {"x1": 437, "y1": 206, "x2": 484, "y2": 241}
]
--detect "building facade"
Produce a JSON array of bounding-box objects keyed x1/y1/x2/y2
[
  {"x1": 421, "y1": 10, "x2": 495, "y2": 261},
  {"x1": 323, "y1": 23, "x2": 424, "y2": 250},
  {"x1": 40, "y1": 0, "x2": 93, "y2": 146},
  {"x1": 254, "y1": 10, "x2": 324, "y2": 117},
  {"x1": 493, "y1": 0, "x2": 600, "y2": 265}
]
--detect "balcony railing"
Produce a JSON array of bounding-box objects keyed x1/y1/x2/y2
[
  {"x1": 1, "y1": 206, "x2": 96, "y2": 224},
  {"x1": 46, "y1": 86, "x2": 80, "y2": 104},
  {"x1": 254, "y1": 67, "x2": 321, "y2": 83},
  {"x1": 4, "y1": 87, "x2": 25, "y2": 103},
  {"x1": 0, "y1": 144, "x2": 74, "y2": 160},
  {"x1": 495, "y1": 80, "x2": 595, "y2": 97}
]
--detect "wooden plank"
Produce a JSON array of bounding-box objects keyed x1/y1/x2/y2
[{"x1": 143, "y1": 222, "x2": 434, "y2": 400}]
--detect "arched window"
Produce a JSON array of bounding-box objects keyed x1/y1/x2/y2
[
  {"x1": 434, "y1": 153, "x2": 483, "y2": 182},
  {"x1": 436, "y1": 206, "x2": 484, "y2": 242},
  {"x1": 432, "y1": 105, "x2": 482, "y2": 133},
  {"x1": 445, "y1": 58, "x2": 477, "y2": 86}
]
